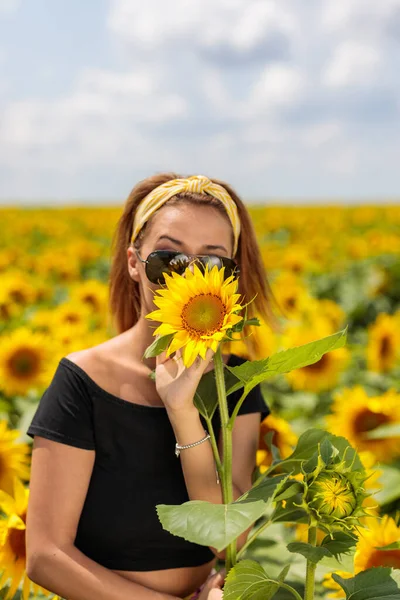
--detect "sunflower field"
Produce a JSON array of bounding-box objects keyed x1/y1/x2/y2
[{"x1": 0, "y1": 203, "x2": 399, "y2": 599}]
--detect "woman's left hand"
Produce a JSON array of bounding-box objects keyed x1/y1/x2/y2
[{"x1": 155, "y1": 347, "x2": 215, "y2": 413}]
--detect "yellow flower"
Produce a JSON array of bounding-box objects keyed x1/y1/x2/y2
[
  {"x1": 281, "y1": 317, "x2": 350, "y2": 392},
  {"x1": 0, "y1": 420, "x2": 31, "y2": 496},
  {"x1": 146, "y1": 264, "x2": 244, "y2": 368},
  {"x1": 366, "y1": 313, "x2": 400, "y2": 373},
  {"x1": 270, "y1": 272, "x2": 312, "y2": 320},
  {"x1": 326, "y1": 386, "x2": 400, "y2": 463},
  {"x1": 354, "y1": 515, "x2": 400, "y2": 572},
  {"x1": 257, "y1": 414, "x2": 298, "y2": 472},
  {"x1": 0, "y1": 327, "x2": 55, "y2": 397},
  {"x1": 0, "y1": 476, "x2": 54, "y2": 600}
]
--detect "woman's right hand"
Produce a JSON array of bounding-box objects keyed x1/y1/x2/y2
[{"x1": 197, "y1": 570, "x2": 225, "y2": 600}]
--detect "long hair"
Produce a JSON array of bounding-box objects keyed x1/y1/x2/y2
[{"x1": 108, "y1": 172, "x2": 282, "y2": 359}]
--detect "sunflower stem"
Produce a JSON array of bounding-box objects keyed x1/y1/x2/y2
[
  {"x1": 213, "y1": 346, "x2": 236, "y2": 573},
  {"x1": 204, "y1": 415, "x2": 223, "y2": 481},
  {"x1": 236, "y1": 516, "x2": 273, "y2": 560},
  {"x1": 304, "y1": 525, "x2": 317, "y2": 600}
]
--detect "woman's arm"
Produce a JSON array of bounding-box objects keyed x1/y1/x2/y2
[
  {"x1": 167, "y1": 409, "x2": 261, "y2": 559},
  {"x1": 26, "y1": 437, "x2": 181, "y2": 600}
]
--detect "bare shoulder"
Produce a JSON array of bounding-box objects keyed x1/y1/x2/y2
[{"x1": 65, "y1": 340, "x2": 115, "y2": 380}]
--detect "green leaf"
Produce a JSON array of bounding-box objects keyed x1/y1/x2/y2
[
  {"x1": 377, "y1": 541, "x2": 400, "y2": 550},
  {"x1": 320, "y1": 531, "x2": 358, "y2": 558},
  {"x1": 363, "y1": 423, "x2": 400, "y2": 439},
  {"x1": 193, "y1": 367, "x2": 240, "y2": 419},
  {"x1": 156, "y1": 499, "x2": 266, "y2": 552},
  {"x1": 287, "y1": 542, "x2": 332, "y2": 563},
  {"x1": 273, "y1": 481, "x2": 304, "y2": 503},
  {"x1": 277, "y1": 429, "x2": 363, "y2": 474},
  {"x1": 374, "y1": 465, "x2": 400, "y2": 505},
  {"x1": 332, "y1": 567, "x2": 400, "y2": 599},
  {"x1": 223, "y1": 559, "x2": 290, "y2": 600},
  {"x1": 225, "y1": 327, "x2": 348, "y2": 395},
  {"x1": 271, "y1": 495, "x2": 308, "y2": 524},
  {"x1": 236, "y1": 475, "x2": 288, "y2": 505},
  {"x1": 143, "y1": 333, "x2": 174, "y2": 358}
]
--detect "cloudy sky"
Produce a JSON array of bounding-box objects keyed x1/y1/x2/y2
[{"x1": 0, "y1": 0, "x2": 399, "y2": 204}]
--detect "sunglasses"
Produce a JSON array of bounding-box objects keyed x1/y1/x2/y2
[{"x1": 136, "y1": 249, "x2": 240, "y2": 284}]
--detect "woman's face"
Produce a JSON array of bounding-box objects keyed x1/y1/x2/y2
[{"x1": 127, "y1": 202, "x2": 234, "y2": 316}]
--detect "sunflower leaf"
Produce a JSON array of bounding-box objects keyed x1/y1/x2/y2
[
  {"x1": 376, "y1": 541, "x2": 400, "y2": 550},
  {"x1": 223, "y1": 558, "x2": 291, "y2": 600},
  {"x1": 320, "y1": 531, "x2": 358, "y2": 558},
  {"x1": 225, "y1": 327, "x2": 348, "y2": 395},
  {"x1": 287, "y1": 541, "x2": 332, "y2": 563},
  {"x1": 276, "y1": 429, "x2": 364, "y2": 474},
  {"x1": 143, "y1": 333, "x2": 174, "y2": 358},
  {"x1": 332, "y1": 566, "x2": 400, "y2": 599},
  {"x1": 156, "y1": 499, "x2": 266, "y2": 552},
  {"x1": 236, "y1": 474, "x2": 288, "y2": 504},
  {"x1": 363, "y1": 423, "x2": 400, "y2": 439},
  {"x1": 194, "y1": 368, "x2": 240, "y2": 419}
]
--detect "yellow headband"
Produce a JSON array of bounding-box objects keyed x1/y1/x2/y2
[{"x1": 131, "y1": 175, "x2": 241, "y2": 256}]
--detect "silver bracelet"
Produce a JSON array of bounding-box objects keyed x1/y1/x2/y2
[{"x1": 175, "y1": 430, "x2": 211, "y2": 458}]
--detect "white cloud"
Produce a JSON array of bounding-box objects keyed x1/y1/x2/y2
[
  {"x1": 108, "y1": 0, "x2": 297, "y2": 54},
  {"x1": 1, "y1": 0, "x2": 399, "y2": 199},
  {"x1": 249, "y1": 64, "x2": 305, "y2": 112},
  {"x1": 323, "y1": 41, "x2": 381, "y2": 87},
  {"x1": 322, "y1": 0, "x2": 400, "y2": 36}
]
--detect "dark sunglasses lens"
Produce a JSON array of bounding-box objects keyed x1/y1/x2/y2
[
  {"x1": 146, "y1": 251, "x2": 180, "y2": 283},
  {"x1": 199, "y1": 256, "x2": 239, "y2": 279}
]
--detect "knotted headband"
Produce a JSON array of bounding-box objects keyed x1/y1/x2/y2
[{"x1": 130, "y1": 175, "x2": 241, "y2": 256}]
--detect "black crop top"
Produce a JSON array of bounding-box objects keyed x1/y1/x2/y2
[{"x1": 26, "y1": 354, "x2": 270, "y2": 571}]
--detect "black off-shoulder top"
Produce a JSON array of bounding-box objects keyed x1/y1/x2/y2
[{"x1": 26, "y1": 354, "x2": 270, "y2": 571}]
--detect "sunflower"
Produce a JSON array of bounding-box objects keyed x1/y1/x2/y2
[
  {"x1": 0, "y1": 476, "x2": 55, "y2": 600},
  {"x1": 354, "y1": 514, "x2": 400, "y2": 572},
  {"x1": 326, "y1": 386, "x2": 400, "y2": 463},
  {"x1": 257, "y1": 414, "x2": 298, "y2": 472},
  {"x1": 146, "y1": 264, "x2": 244, "y2": 368},
  {"x1": 270, "y1": 272, "x2": 312, "y2": 321},
  {"x1": 366, "y1": 313, "x2": 400, "y2": 373},
  {"x1": 0, "y1": 327, "x2": 55, "y2": 397},
  {"x1": 69, "y1": 279, "x2": 109, "y2": 316},
  {"x1": 281, "y1": 317, "x2": 350, "y2": 393},
  {"x1": 0, "y1": 420, "x2": 31, "y2": 496}
]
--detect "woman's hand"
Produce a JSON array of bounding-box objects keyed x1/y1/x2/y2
[
  {"x1": 197, "y1": 570, "x2": 225, "y2": 600},
  {"x1": 155, "y1": 347, "x2": 215, "y2": 413}
]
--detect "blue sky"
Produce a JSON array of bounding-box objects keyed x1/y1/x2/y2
[{"x1": 0, "y1": 0, "x2": 399, "y2": 203}]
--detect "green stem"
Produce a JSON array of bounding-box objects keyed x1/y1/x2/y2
[
  {"x1": 228, "y1": 389, "x2": 247, "y2": 428},
  {"x1": 276, "y1": 583, "x2": 303, "y2": 600},
  {"x1": 213, "y1": 346, "x2": 236, "y2": 572},
  {"x1": 204, "y1": 415, "x2": 223, "y2": 482},
  {"x1": 304, "y1": 525, "x2": 317, "y2": 600},
  {"x1": 236, "y1": 517, "x2": 273, "y2": 560}
]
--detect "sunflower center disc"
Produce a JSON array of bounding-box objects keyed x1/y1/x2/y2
[{"x1": 182, "y1": 294, "x2": 225, "y2": 335}]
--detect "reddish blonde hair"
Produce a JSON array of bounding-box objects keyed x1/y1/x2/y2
[{"x1": 109, "y1": 172, "x2": 281, "y2": 359}]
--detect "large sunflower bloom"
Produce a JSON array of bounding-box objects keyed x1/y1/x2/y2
[
  {"x1": 0, "y1": 477, "x2": 55, "y2": 600},
  {"x1": 354, "y1": 514, "x2": 400, "y2": 572},
  {"x1": 146, "y1": 264, "x2": 244, "y2": 368},
  {"x1": 326, "y1": 386, "x2": 400, "y2": 463},
  {"x1": 0, "y1": 420, "x2": 31, "y2": 496}
]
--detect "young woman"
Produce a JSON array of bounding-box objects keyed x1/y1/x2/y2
[{"x1": 25, "y1": 173, "x2": 278, "y2": 600}]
